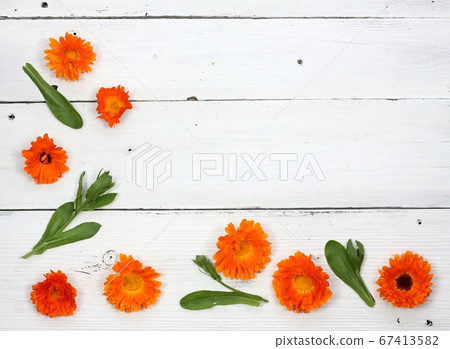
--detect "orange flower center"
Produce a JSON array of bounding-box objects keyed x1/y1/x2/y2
[
  {"x1": 236, "y1": 240, "x2": 251, "y2": 257},
  {"x1": 294, "y1": 275, "x2": 313, "y2": 293},
  {"x1": 39, "y1": 152, "x2": 51, "y2": 164},
  {"x1": 64, "y1": 49, "x2": 79, "y2": 62},
  {"x1": 122, "y1": 273, "x2": 143, "y2": 292},
  {"x1": 395, "y1": 273, "x2": 413, "y2": 291},
  {"x1": 50, "y1": 288, "x2": 60, "y2": 299},
  {"x1": 106, "y1": 97, "x2": 124, "y2": 114}
]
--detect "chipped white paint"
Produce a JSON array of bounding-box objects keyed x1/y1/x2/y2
[
  {"x1": 1, "y1": 19, "x2": 450, "y2": 101},
  {"x1": 0, "y1": 1, "x2": 449, "y2": 331},
  {"x1": 2, "y1": 0, "x2": 450, "y2": 18},
  {"x1": 0, "y1": 209, "x2": 449, "y2": 330}
]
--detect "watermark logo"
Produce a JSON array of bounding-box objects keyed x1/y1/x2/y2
[
  {"x1": 192, "y1": 153, "x2": 325, "y2": 181},
  {"x1": 126, "y1": 144, "x2": 172, "y2": 191}
]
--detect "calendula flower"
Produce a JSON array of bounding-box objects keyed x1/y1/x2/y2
[
  {"x1": 44, "y1": 32, "x2": 96, "y2": 81},
  {"x1": 376, "y1": 251, "x2": 433, "y2": 308},
  {"x1": 21, "y1": 133, "x2": 69, "y2": 184},
  {"x1": 30, "y1": 270, "x2": 77, "y2": 317},
  {"x1": 96, "y1": 85, "x2": 133, "y2": 127},
  {"x1": 273, "y1": 251, "x2": 332, "y2": 313},
  {"x1": 104, "y1": 254, "x2": 161, "y2": 312},
  {"x1": 213, "y1": 219, "x2": 271, "y2": 280}
]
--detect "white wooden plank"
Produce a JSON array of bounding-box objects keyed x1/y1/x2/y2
[
  {"x1": 0, "y1": 209, "x2": 448, "y2": 330},
  {"x1": 1, "y1": 99, "x2": 449, "y2": 209},
  {"x1": 2, "y1": 19, "x2": 450, "y2": 101},
  {"x1": 2, "y1": 0, "x2": 450, "y2": 18}
]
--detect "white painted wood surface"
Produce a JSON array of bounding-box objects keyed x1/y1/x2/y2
[
  {"x1": 1, "y1": 100, "x2": 449, "y2": 209},
  {"x1": 2, "y1": 19, "x2": 450, "y2": 101},
  {"x1": 0, "y1": 1, "x2": 449, "y2": 331},
  {"x1": 2, "y1": 0, "x2": 450, "y2": 18},
  {"x1": 1, "y1": 209, "x2": 449, "y2": 330}
]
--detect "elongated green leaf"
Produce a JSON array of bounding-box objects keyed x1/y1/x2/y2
[
  {"x1": 85, "y1": 193, "x2": 117, "y2": 211},
  {"x1": 325, "y1": 240, "x2": 375, "y2": 307},
  {"x1": 180, "y1": 291, "x2": 263, "y2": 310},
  {"x1": 36, "y1": 222, "x2": 101, "y2": 253},
  {"x1": 22, "y1": 63, "x2": 83, "y2": 129},
  {"x1": 74, "y1": 171, "x2": 85, "y2": 213},
  {"x1": 40, "y1": 202, "x2": 74, "y2": 241}
]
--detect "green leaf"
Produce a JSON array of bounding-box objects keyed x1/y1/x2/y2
[
  {"x1": 22, "y1": 170, "x2": 117, "y2": 259},
  {"x1": 37, "y1": 222, "x2": 101, "y2": 252},
  {"x1": 325, "y1": 240, "x2": 375, "y2": 307},
  {"x1": 22, "y1": 63, "x2": 83, "y2": 129},
  {"x1": 74, "y1": 171, "x2": 85, "y2": 213},
  {"x1": 85, "y1": 193, "x2": 117, "y2": 211},
  {"x1": 40, "y1": 202, "x2": 74, "y2": 241},
  {"x1": 180, "y1": 291, "x2": 264, "y2": 310}
]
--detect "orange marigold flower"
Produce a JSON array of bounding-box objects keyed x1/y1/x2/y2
[
  {"x1": 30, "y1": 270, "x2": 77, "y2": 317},
  {"x1": 21, "y1": 133, "x2": 69, "y2": 184},
  {"x1": 44, "y1": 32, "x2": 96, "y2": 81},
  {"x1": 96, "y1": 85, "x2": 133, "y2": 127},
  {"x1": 213, "y1": 219, "x2": 271, "y2": 280},
  {"x1": 376, "y1": 250, "x2": 433, "y2": 308},
  {"x1": 273, "y1": 251, "x2": 332, "y2": 313},
  {"x1": 104, "y1": 254, "x2": 161, "y2": 312}
]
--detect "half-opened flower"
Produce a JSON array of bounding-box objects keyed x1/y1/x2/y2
[
  {"x1": 96, "y1": 85, "x2": 133, "y2": 127},
  {"x1": 30, "y1": 270, "x2": 77, "y2": 317}
]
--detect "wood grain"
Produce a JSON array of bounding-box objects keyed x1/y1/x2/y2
[
  {"x1": 1, "y1": 1, "x2": 449, "y2": 333},
  {"x1": 2, "y1": 99, "x2": 449, "y2": 209},
  {"x1": 2, "y1": 0, "x2": 450, "y2": 18},
  {"x1": 1, "y1": 19, "x2": 450, "y2": 101},
  {"x1": 1, "y1": 209, "x2": 448, "y2": 330}
]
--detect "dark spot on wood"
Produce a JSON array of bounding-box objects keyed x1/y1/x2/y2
[
  {"x1": 51, "y1": 85, "x2": 58, "y2": 90},
  {"x1": 297, "y1": 59, "x2": 303, "y2": 65},
  {"x1": 41, "y1": 2, "x2": 48, "y2": 8},
  {"x1": 417, "y1": 219, "x2": 422, "y2": 225},
  {"x1": 187, "y1": 96, "x2": 198, "y2": 101},
  {"x1": 426, "y1": 320, "x2": 433, "y2": 326},
  {"x1": 8, "y1": 114, "x2": 15, "y2": 120},
  {"x1": 396, "y1": 317, "x2": 400, "y2": 324}
]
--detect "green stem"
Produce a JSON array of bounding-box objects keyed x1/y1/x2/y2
[
  {"x1": 23, "y1": 202, "x2": 87, "y2": 259},
  {"x1": 22, "y1": 250, "x2": 35, "y2": 259},
  {"x1": 356, "y1": 273, "x2": 375, "y2": 307},
  {"x1": 217, "y1": 280, "x2": 268, "y2": 303}
]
